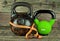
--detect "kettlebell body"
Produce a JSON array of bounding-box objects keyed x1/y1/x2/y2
[
  {"x1": 34, "y1": 10, "x2": 56, "y2": 35},
  {"x1": 17, "y1": 14, "x2": 33, "y2": 26}
]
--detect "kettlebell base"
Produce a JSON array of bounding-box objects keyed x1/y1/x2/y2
[
  {"x1": 38, "y1": 33, "x2": 48, "y2": 36},
  {"x1": 11, "y1": 26, "x2": 30, "y2": 36}
]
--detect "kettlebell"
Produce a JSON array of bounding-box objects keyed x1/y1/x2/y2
[
  {"x1": 10, "y1": 2, "x2": 33, "y2": 36},
  {"x1": 34, "y1": 10, "x2": 56, "y2": 36}
]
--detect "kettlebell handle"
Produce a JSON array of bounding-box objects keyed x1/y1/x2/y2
[
  {"x1": 11, "y1": 2, "x2": 32, "y2": 16},
  {"x1": 34, "y1": 10, "x2": 56, "y2": 19}
]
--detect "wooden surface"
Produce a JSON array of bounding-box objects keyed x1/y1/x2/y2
[
  {"x1": 0, "y1": 12, "x2": 10, "y2": 26},
  {"x1": 0, "y1": 0, "x2": 60, "y2": 13},
  {"x1": 0, "y1": 26, "x2": 60, "y2": 41},
  {"x1": 0, "y1": 0, "x2": 60, "y2": 41}
]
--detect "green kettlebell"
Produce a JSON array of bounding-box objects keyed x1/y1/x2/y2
[{"x1": 34, "y1": 10, "x2": 56, "y2": 35}]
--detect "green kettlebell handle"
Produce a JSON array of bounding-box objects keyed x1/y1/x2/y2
[{"x1": 34, "y1": 10, "x2": 56, "y2": 19}]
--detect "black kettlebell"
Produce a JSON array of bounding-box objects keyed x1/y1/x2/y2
[{"x1": 10, "y1": 2, "x2": 33, "y2": 36}]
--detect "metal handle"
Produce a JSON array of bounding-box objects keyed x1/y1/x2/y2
[
  {"x1": 11, "y1": 2, "x2": 32, "y2": 16},
  {"x1": 34, "y1": 10, "x2": 56, "y2": 19}
]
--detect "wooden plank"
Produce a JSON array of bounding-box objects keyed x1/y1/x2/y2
[{"x1": 0, "y1": 26, "x2": 60, "y2": 41}]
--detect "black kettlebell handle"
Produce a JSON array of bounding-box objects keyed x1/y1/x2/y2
[
  {"x1": 34, "y1": 10, "x2": 56, "y2": 19},
  {"x1": 11, "y1": 2, "x2": 32, "y2": 16}
]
